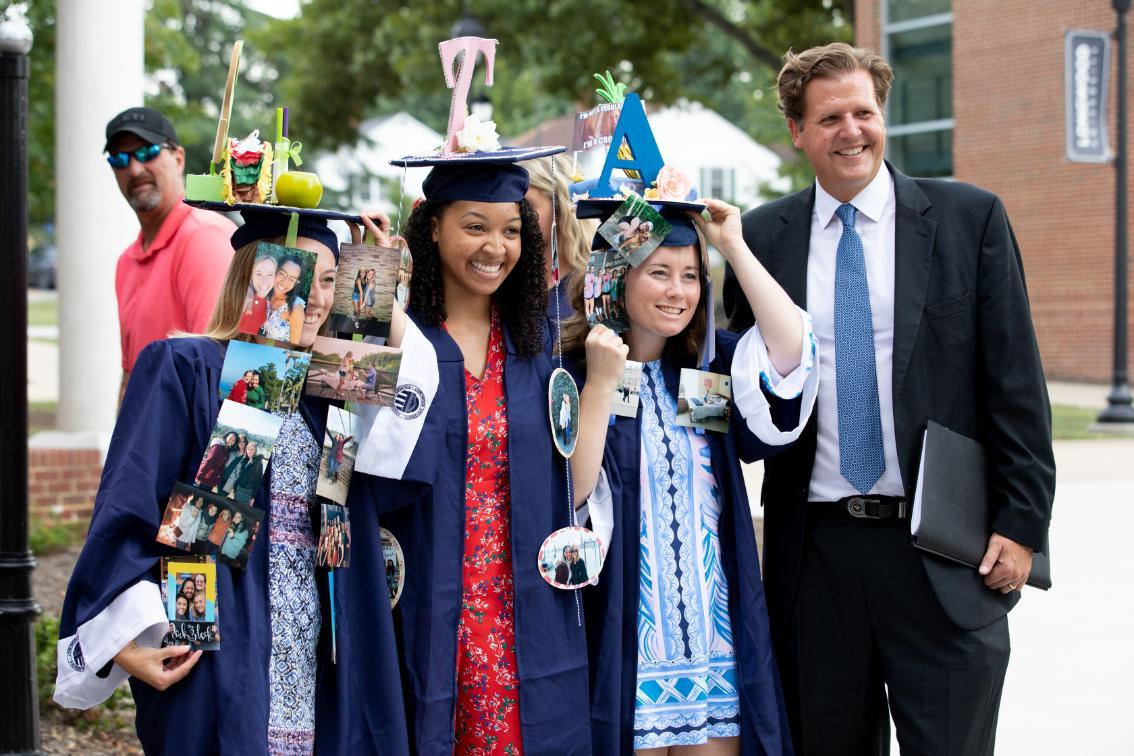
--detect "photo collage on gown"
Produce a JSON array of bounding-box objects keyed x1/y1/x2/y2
[{"x1": 153, "y1": 220, "x2": 412, "y2": 647}]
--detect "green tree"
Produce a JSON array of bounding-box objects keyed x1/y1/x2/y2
[{"x1": 260, "y1": 0, "x2": 849, "y2": 195}]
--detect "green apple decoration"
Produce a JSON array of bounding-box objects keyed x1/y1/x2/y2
[{"x1": 275, "y1": 171, "x2": 324, "y2": 208}]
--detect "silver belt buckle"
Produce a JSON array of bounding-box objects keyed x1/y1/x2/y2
[{"x1": 846, "y1": 497, "x2": 875, "y2": 519}]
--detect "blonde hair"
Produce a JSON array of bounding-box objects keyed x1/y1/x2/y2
[
  {"x1": 777, "y1": 42, "x2": 894, "y2": 124},
  {"x1": 525, "y1": 155, "x2": 594, "y2": 280},
  {"x1": 174, "y1": 237, "x2": 286, "y2": 341}
]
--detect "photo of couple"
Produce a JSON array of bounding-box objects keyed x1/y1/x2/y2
[
  {"x1": 327, "y1": 242, "x2": 411, "y2": 337},
  {"x1": 194, "y1": 399, "x2": 282, "y2": 502},
  {"x1": 238, "y1": 242, "x2": 318, "y2": 345},
  {"x1": 156, "y1": 483, "x2": 266, "y2": 571},
  {"x1": 537, "y1": 526, "x2": 605, "y2": 590},
  {"x1": 304, "y1": 336, "x2": 402, "y2": 406},
  {"x1": 219, "y1": 338, "x2": 312, "y2": 414},
  {"x1": 583, "y1": 248, "x2": 630, "y2": 333},
  {"x1": 596, "y1": 195, "x2": 672, "y2": 267}
]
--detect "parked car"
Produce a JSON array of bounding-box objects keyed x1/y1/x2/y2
[{"x1": 28, "y1": 244, "x2": 56, "y2": 289}]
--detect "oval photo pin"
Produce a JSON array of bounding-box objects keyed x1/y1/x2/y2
[
  {"x1": 548, "y1": 367, "x2": 580, "y2": 458},
  {"x1": 537, "y1": 525, "x2": 605, "y2": 591}
]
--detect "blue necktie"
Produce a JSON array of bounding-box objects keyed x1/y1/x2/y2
[{"x1": 833, "y1": 203, "x2": 886, "y2": 494}]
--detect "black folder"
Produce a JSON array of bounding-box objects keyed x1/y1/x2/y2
[{"x1": 911, "y1": 421, "x2": 1051, "y2": 590}]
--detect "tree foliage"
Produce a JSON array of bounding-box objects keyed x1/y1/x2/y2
[{"x1": 8, "y1": 0, "x2": 850, "y2": 231}]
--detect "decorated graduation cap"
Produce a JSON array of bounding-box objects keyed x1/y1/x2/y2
[
  {"x1": 571, "y1": 79, "x2": 717, "y2": 368},
  {"x1": 230, "y1": 209, "x2": 341, "y2": 260},
  {"x1": 183, "y1": 40, "x2": 349, "y2": 220},
  {"x1": 390, "y1": 37, "x2": 564, "y2": 203}
]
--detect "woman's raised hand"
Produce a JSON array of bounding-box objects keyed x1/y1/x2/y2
[
  {"x1": 584, "y1": 324, "x2": 629, "y2": 391},
  {"x1": 354, "y1": 210, "x2": 393, "y2": 248},
  {"x1": 690, "y1": 198, "x2": 745, "y2": 264},
  {"x1": 114, "y1": 640, "x2": 202, "y2": 692}
]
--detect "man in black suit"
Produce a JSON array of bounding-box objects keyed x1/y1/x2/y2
[{"x1": 724, "y1": 43, "x2": 1055, "y2": 755}]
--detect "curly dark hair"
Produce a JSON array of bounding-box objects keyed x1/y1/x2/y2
[{"x1": 402, "y1": 198, "x2": 548, "y2": 357}]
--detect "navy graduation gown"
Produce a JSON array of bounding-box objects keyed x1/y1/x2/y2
[
  {"x1": 354, "y1": 310, "x2": 592, "y2": 755},
  {"x1": 580, "y1": 330, "x2": 799, "y2": 755},
  {"x1": 57, "y1": 337, "x2": 408, "y2": 755}
]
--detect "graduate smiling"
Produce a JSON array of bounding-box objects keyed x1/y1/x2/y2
[{"x1": 352, "y1": 127, "x2": 594, "y2": 750}]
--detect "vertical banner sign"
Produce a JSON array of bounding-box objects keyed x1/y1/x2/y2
[{"x1": 1065, "y1": 29, "x2": 1112, "y2": 163}]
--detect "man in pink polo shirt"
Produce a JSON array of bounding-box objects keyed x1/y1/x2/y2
[{"x1": 105, "y1": 107, "x2": 236, "y2": 402}]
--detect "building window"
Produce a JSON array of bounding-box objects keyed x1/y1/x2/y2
[
  {"x1": 884, "y1": 0, "x2": 953, "y2": 177},
  {"x1": 700, "y1": 167, "x2": 736, "y2": 202}
]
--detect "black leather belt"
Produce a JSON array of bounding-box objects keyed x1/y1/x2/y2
[{"x1": 813, "y1": 495, "x2": 908, "y2": 520}]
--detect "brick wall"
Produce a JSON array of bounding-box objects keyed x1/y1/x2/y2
[
  {"x1": 857, "y1": 1, "x2": 1134, "y2": 382},
  {"x1": 28, "y1": 449, "x2": 102, "y2": 523}
]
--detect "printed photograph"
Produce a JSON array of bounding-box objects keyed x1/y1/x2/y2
[
  {"x1": 611, "y1": 360, "x2": 643, "y2": 418},
  {"x1": 194, "y1": 399, "x2": 283, "y2": 501},
  {"x1": 317, "y1": 406, "x2": 361, "y2": 506},
  {"x1": 164, "y1": 558, "x2": 216, "y2": 623},
  {"x1": 156, "y1": 483, "x2": 232, "y2": 553},
  {"x1": 537, "y1": 526, "x2": 605, "y2": 590},
  {"x1": 394, "y1": 243, "x2": 412, "y2": 310},
  {"x1": 381, "y1": 527, "x2": 405, "y2": 609},
  {"x1": 159, "y1": 555, "x2": 220, "y2": 651},
  {"x1": 156, "y1": 482, "x2": 266, "y2": 570},
  {"x1": 214, "y1": 496, "x2": 265, "y2": 571},
  {"x1": 305, "y1": 336, "x2": 402, "y2": 406},
  {"x1": 219, "y1": 337, "x2": 312, "y2": 414},
  {"x1": 572, "y1": 101, "x2": 622, "y2": 152},
  {"x1": 676, "y1": 368, "x2": 732, "y2": 434},
  {"x1": 548, "y1": 367, "x2": 580, "y2": 458},
  {"x1": 583, "y1": 248, "x2": 631, "y2": 333},
  {"x1": 316, "y1": 502, "x2": 351, "y2": 569},
  {"x1": 596, "y1": 195, "x2": 672, "y2": 267},
  {"x1": 327, "y1": 242, "x2": 407, "y2": 337},
  {"x1": 237, "y1": 242, "x2": 319, "y2": 344}
]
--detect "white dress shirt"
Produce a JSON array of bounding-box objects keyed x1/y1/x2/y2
[{"x1": 806, "y1": 168, "x2": 906, "y2": 501}]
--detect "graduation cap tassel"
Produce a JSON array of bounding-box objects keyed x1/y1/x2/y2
[{"x1": 549, "y1": 157, "x2": 583, "y2": 628}]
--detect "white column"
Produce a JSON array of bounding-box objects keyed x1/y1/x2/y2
[{"x1": 54, "y1": 0, "x2": 144, "y2": 433}]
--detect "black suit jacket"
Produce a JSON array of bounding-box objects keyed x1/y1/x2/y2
[{"x1": 724, "y1": 164, "x2": 1056, "y2": 631}]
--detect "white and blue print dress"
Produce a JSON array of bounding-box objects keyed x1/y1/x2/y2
[
  {"x1": 632, "y1": 361, "x2": 739, "y2": 748},
  {"x1": 266, "y1": 411, "x2": 322, "y2": 755}
]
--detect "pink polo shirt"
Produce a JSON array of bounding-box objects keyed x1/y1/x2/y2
[{"x1": 115, "y1": 198, "x2": 236, "y2": 370}]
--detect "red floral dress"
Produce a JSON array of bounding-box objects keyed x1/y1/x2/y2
[{"x1": 454, "y1": 310, "x2": 522, "y2": 754}]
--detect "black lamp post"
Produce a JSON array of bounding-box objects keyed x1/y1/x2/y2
[
  {"x1": 0, "y1": 11, "x2": 43, "y2": 754},
  {"x1": 1101, "y1": 0, "x2": 1134, "y2": 423}
]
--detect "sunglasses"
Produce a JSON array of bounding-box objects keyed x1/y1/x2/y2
[{"x1": 105, "y1": 143, "x2": 166, "y2": 169}]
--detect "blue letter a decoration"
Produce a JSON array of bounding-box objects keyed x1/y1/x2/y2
[{"x1": 592, "y1": 93, "x2": 665, "y2": 198}]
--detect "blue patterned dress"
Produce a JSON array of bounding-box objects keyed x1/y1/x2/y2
[
  {"x1": 266, "y1": 411, "x2": 323, "y2": 755},
  {"x1": 633, "y1": 361, "x2": 740, "y2": 749}
]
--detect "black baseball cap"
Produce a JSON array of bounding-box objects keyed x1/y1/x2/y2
[{"x1": 104, "y1": 107, "x2": 180, "y2": 152}]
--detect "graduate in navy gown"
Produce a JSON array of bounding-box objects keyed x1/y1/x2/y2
[
  {"x1": 353, "y1": 144, "x2": 597, "y2": 754},
  {"x1": 54, "y1": 209, "x2": 410, "y2": 755},
  {"x1": 564, "y1": 197, "x2": 821, "y2": 755}
]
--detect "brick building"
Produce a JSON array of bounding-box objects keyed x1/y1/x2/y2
[{"x1": 855, "y1": 0, "x2": 1134, "y2": 381}]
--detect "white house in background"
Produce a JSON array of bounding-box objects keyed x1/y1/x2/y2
[
  {"x1": 512, "y1": 100, "x2": 788, "y2": 210},
  {"x1": 313, "y1": 112, "x2": 443, "y2": 222}
]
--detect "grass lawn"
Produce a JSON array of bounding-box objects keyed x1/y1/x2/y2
[
  {"x1": 29, "y1": 401, "x2": 57, "y2": 436},
  {"x1": 1051, "y1": 404, "x2": 1111, "y2": 440},
  {"x1": 27, "y1": 296, "x2": 58, "y2": 328}
]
